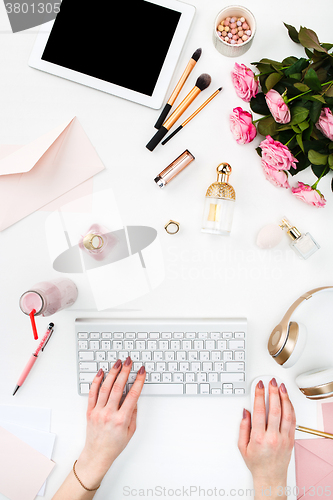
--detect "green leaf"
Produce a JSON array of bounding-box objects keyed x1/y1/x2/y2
[
  {"x1": 283, "y1": 23, "x2": 300, "y2": 43},
  {"x1": 250, "y1": 93, "x2": 270, "y2": 115},
  {"x1": 294, "y1": 82, "x2": 310, "y2": 92},
  {"x1": 309, "y1": 100, "x2": 323, "y2": 123},
  {"x1": 298, "y1": 120, "x2": 310, "y2": 131},
  {"x1": 311, "y1": 164, "x2": 329, "y2": 178},
  {"x1": 308, "y1": 95, "x2": 326, "y2": 104},
  {"x1": 288, "y1": 73, "x2": 302, "y2": 80},
  {"x1": 298, "y1": 26, "x2": 327, "y2": 53},
  {"x1": 255, "y1": 147, "x2": 262, "y2": 157},
  {"x1": 308, "y1": 149, "x2": 328, "y2": 165},
  {"x1": 257, "y1": 116, "x2": 278, "y2": 137},
  {"x1": 323, "y1": 84, "x2": 333, "y2": 97},
  {"x1": 296, "y1": 134, "x2": 304, "y2": 152},
  {"x1": 282, "y1": 56, "x2": 299, "y2": 66},
  {"x1": 304, "y1": 68, "x2": 322, "y2": 92},
  {"x1": 290, "y1": 106, "x2": 309, "y2": 125},
  {"x1": 259, "y1": 58, "x2": 284, "y2": 69},
  {"x1": 291, "y1": 124, "x2": 301, "y2": 133},
  {"x1": 328, "y1": 153, "x2": 333, "y2": 168},
  {"x1": 284, "y1": 58, "x2": 308, "y2": 77},
  {"x1": 321, "y1": 43, "x2": 333, "y2": 50},
  {"x1": 265, "y1": 72, "x2": 283, "y2": 91}
]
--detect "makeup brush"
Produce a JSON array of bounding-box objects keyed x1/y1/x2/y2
[
  {"x1": 146, "y1": 73, "x2": 211, "y2": 152},
  {"x1": 161, "y1": 87, "x2": 223, "y2": 145},
  {"x1": 154, "y1": 48, "x2": 202, "y2": 129}
]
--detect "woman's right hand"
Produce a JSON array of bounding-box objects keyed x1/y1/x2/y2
[{"x1": 238, "y1": 379, "x2": 296, "y2": 500}]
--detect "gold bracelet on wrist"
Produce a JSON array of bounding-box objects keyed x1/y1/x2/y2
[{"x1": 73, "y1": 460, "x2": 101, "y2": 492}]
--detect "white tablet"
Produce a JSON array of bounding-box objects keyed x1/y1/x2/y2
[{"x1": 29, "y1": 0, "x2": 195, "y2": 109}]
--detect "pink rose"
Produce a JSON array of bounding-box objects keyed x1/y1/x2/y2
[
  {"x1": 262, "y1": 162, "x2": 290, "y2": 188},
  {"x1": 265, "y1": 89, "x2": 291, "y2": 124},
  {"x1": 230, "y1": 107, "x2": 257, "y2": 144},
  {"x1": 260, "y1": 135, "x2": 298, "y2": 171},
  {"x1": 315, "y1": 107, "x2": 333, "y2": 141},
  {"x1": 231, "y1": 63, "x2": 259, "y2": 102},
  {"x1": 291, "y1": 182, "x2": 326, "y2": 207}
]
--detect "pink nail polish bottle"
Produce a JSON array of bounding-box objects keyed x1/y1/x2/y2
[
  {"x1": 78, "y1": 223, "x2": 117, "y2": 261},
  {"x1": 19, "y1": 278, "x2": 78, "y2": 317}
]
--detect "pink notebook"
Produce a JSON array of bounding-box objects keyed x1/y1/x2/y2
[{"x1": 0, "y1": 426, "x2": 55, "y2": 500}]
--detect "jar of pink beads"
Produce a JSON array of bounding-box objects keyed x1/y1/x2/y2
[{"x1": 213, "y1": 6, "x2": 256, "y2": 57}]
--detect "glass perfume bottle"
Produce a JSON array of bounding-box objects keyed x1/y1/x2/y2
[
  {"x1": 280, "y1": 217, "x2": 320, "y2": 259},
  {"x1": 79, "y1": 223, "x2": 117, "y2": 261},
  {"x1": 201, "y1": 163, "x2": 236, "y2": 235},
  {"x1": 19, "y1": 278, "x2": 78, "y2": 317}
]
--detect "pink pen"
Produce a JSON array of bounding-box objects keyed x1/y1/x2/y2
[{"x1": 13, "y1": 323, "x2": 54, "y2": 395}]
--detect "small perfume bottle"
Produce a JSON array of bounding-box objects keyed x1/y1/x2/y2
[
  {"x1": 201, "y1": 163, "x2": 236, "y2": 235},
  {"x1": 280, "y1": 217, "x2": 320, "y2": 259},
  {"x1": 79, "y1": 223, "x2": 117, "y2": 261}
]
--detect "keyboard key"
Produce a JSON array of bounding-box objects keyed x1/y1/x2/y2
[
  {"x1": 161, "y1": 332, "x2": 171, "y2": 339},
  {"x1": 174, "y1": 332, "x2": 184, "y2": 339},
  {"x1": 214, "y1": 362, "x2": 224, "y2": 372},
  {"x1": 80, "y1": 372, "x2": 97, "y2": 383},
  {"x1": 225, "y1": 362, "x2": 245, "y2": 372},
  {"x1": 211, "y1": 351, "x2": 221, "y2": 361},
  {"x1": 137, "y1": 332, "x2": 148, "y2": 339},
  {"x1": 141, "y1": 384, "x2": 183, "y2": 395},
  {"x1": 217, "y1": 340, "x2": 227, "y2": 350},
  {"x1": 168, "y1": 362, "x2": 178, "y2": 372},
  {"x1": 179, "y1": 362, "x2": 189, "y2": 371},
  {"x1": 191, "y1": 362, "x2": 201, "y2": 372},
  {"x1": 80, "y1": 383, "x2": 90, "y2": 394},
  {"x1": 186, "y1": 372, "x2": 195, "y2": 382},
  {"x1": 147, "y1": 341, "x2": 157, "y2": 350},
  {"x1": 130, "y1": 351, "x2": 140, "y2": 361},
  {"x1": 153, "y1": 351, "x2": 164, "y2": 361},
  {"x1": 223, "y1": 384, "x2": 233, "y2": 389},
  {"x1": 79, "y1": 362, "x2": 98, "y2": 372},
  {"x1": 102, "y1": 332, "x2": 112, "y2": 338},
  {"x1": 128, "y1": 373, "x2": 137, "y2": 383},
  {"x1": 208, "y1": 372, "x2": 218, "y2": 382},
  {"x1": 78, "y1": 332, "x2": 88, "y2": 339},
  {"x1": 193, "y1": 340, "x2": 204, "y2": 350},
  {"x1": 186, "y1": 384, "x2": 198, "y2": 394},
  {"x1": 211, "y1": 388, "x2": 221, "y2": 394},
  {"x1": 165, "y1": 351, "x2": 175, "y2": 361},
  {"x1": 229, "y1": 340, "x2": 245, "y2": 350},
  {"x1": 113, "y1": 340, "x2": 123, "y2": 350},
  {"x1": 113, "y1": 332, "x2": 124, "y2": 339},
  {"x1": 89, "y1": 340, "x2": 100, "y2": 350},
  {"x1": 202, "y1": 362, "x2": 213, "y2": 372},
  {"x1": 223, "y1": 351, "x2": 233, "y2": 361},
  {"x1": 170, "y1": 340, "x2": 180, "y2": 350},
  {"x1": 90, "y1": 332, "x2": 100, "y2": 339},
  {"x1": 78, "y1": 341, "x2": 88, "y2": 350},
  {"x1": 176, "y1": 351, "x2": 186, "y2": 361},
  {"x1": 145, "y1": 362, "x2": 155, "y2": 372},
  {"x1": 149, "y1": 332, "x2": 160, "y2": 339},
  {"x1": 199, "y1": 351, "x2": 210, "y2": 361},
  {"x1": 79, "y1": 351, "x2": 94, "y2": 361},
  {"x1": 159, "y1": 340, "x2": 169, "y2": 350},
  {"x1": 197, "y1": 373, "x2": 207, "y2": 382},
  {"x1": 200, "y1": 384, "x2": 210, "y2": 394},
  {"x1": 198, "y1": 332, "x2": 208, "y2": 339},
  {"x1": 151, "y1": 373, "x2": 161, "y2": 382},
  {"x1": 135, "y1": 340, "x2": 146, "y2": 350},
  {"x1": 185, "y1": 332, "x2": 196, "y2": 338},
  {"x1": 205, "y1": 340, "x2": 215, "y2": 350},
  {"x1": 182, "y1": 340, "x2": 192, "y2": 350},
  {"x1": 188, "y1": 351, "x2": 198, "y2": 361},
  {"x1": 142, "y1": 351, "x2": 152, "y2": 361},
  {"x1": 118, "y1": 351, "x2": 129, "y2": 361},
  {"x1": 125, "y1": 332, "x2": 136, "y2": 339},
  {"x1": 101, "y1": 341, "x2": 111, "y2": 350},
  {"x1": 235, "y1": 388, "x2": 245, "y2": 394},
  {"x1": 223, "y1": 388, "x2": 233, "y2": 394},
  {"x1": 125, "y1": 340, "x2": 134, "y2": 350},
  {"x1": 162, "y1": 373, "x2": 172, "y2": 382},
  {"x1": 107, "y1": 351, "x2": 118, "y2": 361},
  {"x1": 96, "y1": 352, "x2": 106, "y2": 361},
  {"x1": 234, "y1": 350, "x2": 245, "y2": 361},
  {"x1": 235, "y1": 331, "x2": 245, "y2": 338},
  {"x1": 220, "y1": 373, "x2": 245, "y2": 383},
  {"x1": 210, "y1": 332, "x2": 220, "y2": 339},
  {"x1": 173, "y1": 373, "x2": 184, "y2": 382},
  {"x1": 222, "y1": 332, "x2": 233, "y2": 339},
  {"x1": 156, "y1": 362, "x2": 166, "y2": 371},
  {"x1": 99, "y1": 362, "x2": 109, "y2": 372}
]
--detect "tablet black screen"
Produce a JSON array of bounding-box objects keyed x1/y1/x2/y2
[{"x1": 42, "y1": 0, "x2": 181, "y2": 96}]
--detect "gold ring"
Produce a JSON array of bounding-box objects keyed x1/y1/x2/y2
[
  {"x1": 83, "y1": 233, "x2": 104, "y2": 250},
  {"x1": 164, "y1": 220, "x2": 180, "y2": 235}
]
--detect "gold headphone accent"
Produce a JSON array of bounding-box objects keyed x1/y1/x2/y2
[
  {"x1": 299, "y1": 380, "x2": 333, "y2": 399},
  {"x1": 268, "y1": 286, "x2": 333, "y2": 365}
]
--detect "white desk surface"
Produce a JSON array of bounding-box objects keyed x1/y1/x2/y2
[{"x1": 1, "y1": 1, "x2": 333, "y2": 499}]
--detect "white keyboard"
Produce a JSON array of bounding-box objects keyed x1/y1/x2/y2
[{"x1": 75, "y1": 318, "x2": 247, "y2": 396}]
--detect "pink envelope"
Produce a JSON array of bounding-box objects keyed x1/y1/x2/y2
[
  {"x1": 295, "y1": 439, "x2": 333, "y2": 498},
  {"x1": 0, "y1": 117, "x2": 105, "y2": 231}
]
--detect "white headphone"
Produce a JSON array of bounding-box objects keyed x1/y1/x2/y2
[{"x1": 268, "y1": 286, "x2": 333, "y2": 400}]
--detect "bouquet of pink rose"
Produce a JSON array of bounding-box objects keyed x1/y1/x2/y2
[{"x1": 230, "y1": 23, "x2": 333, "y2": 207}]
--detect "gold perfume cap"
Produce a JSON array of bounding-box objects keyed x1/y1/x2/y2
[
  {"x1": 83, "y1": 233, "x2": 104, "y2": 251},
  {"x1": 205, "y1": 163, "x2": 235, "y2": 200},
  {"x1": 280, "y1": 217, "x2": 301, "y2": 240}
]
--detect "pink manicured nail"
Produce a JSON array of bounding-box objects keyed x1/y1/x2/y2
[
  {"x1": 271, "y1": 377, "x2": 277, "y2": 387},
  {"x1": 114, "y1": 359, "x2": 121, "y2": 369},
  {"x1": 243, "y1": 408, "x2": 247, "y2": 419},
  {"x1": 97, "y1": 368, "x2": 103, "y2": 377},
  {"x1": 258, "y1": 380, "x2": 264, "y2": 389},
  {"x1": 138, "y1": 366, "x2": 145, "y2": 375},
  {"x1": 280, "y1": 383, "x2": 287, "y2": 393},
  {"x1": 124, "y1": 356, "x2": 132, "y2": 366}
]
